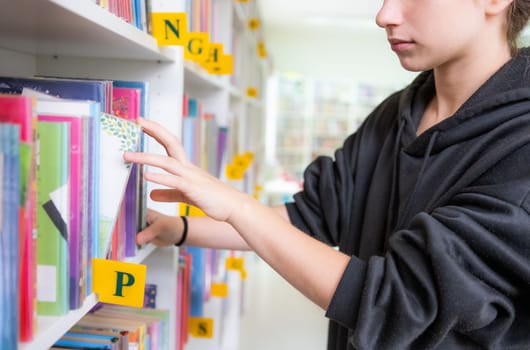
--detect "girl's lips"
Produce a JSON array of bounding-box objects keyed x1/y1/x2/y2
[{"x1": 389, "y1": 39, "x2": 414, "y2": 52}]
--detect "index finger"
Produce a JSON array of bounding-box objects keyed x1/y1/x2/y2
[{"x1": 139, "y1": 117, "x2": 189, "y2": 161}]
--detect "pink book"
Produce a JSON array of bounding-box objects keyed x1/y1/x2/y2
[
  {"x1": 38, "y1": 114, "x2": 85, "y2": 310},
  {"x1": 112, "y1": 87, "x2": 141, "y2": 259}
]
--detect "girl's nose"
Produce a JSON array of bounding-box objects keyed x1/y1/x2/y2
[{"x1": 375, "y1": 0, "x2": 402, "y2": 28}]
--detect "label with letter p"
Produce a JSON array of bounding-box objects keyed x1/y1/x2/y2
[{"x1": 92, "y1": 258, "x2": 147, "y2": 308}]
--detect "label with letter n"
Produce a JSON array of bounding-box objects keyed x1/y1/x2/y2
[{"x1": 92, "y1": 258, "x2": 147, "y2": 307}]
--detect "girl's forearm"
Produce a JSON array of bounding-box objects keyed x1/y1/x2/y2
[{"x1": 227, "y1": 193, "x2": 350, "y2": 310}]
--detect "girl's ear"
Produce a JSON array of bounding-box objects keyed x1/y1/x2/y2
[{"x1": 485, "y1": 0, "x2": 514, "y2": 16}]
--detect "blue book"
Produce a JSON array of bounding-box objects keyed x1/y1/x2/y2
[
  {"x1": 187, "y1": 246, "x2": 205, "y2": 317},
  {"x1": 53, "y1": 338, "x2": 113, "y2": 349},
  {"x1": 0, "y1": 123, "x2": 21, "y2": 350},
  {"x1": 0, "y1": 76, "x2": 109, "y2": 113}
]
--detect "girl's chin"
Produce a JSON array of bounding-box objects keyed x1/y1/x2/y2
[{"x1": 397, "y1": 58, "x2": 431, "y2": 72}]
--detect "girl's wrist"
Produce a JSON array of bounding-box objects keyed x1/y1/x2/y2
[{"x1": 174, "y1": 216, "x2": 188, "y2": 246}]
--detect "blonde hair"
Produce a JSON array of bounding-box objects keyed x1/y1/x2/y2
[{"x1": 507, "y1": 0, "x2": 530, "y2": 54}]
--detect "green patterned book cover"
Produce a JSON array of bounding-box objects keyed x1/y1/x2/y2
[
  {"x1": 97, "y1": 113, "x2": 141, "y2": 259},
  {"x1": 36, "y1": 120, "x2": 70, "y2": 316}
]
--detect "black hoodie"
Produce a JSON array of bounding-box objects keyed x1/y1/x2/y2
[{"x1": 285, "y1": 48, "x2": 530, "y2": 349}]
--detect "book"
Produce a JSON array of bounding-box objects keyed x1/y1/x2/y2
[
  {"x1": 53, "y1": 333, "x2": 117, "y2": 350},
  {"x1": 69, "y1": 324, "x2": 129, "y2": 350},
  {"x1": 9, "y1": 79, "x2": 106, "y2": 298},
  {"x1": 0, "y1": 94, "x2": 37, "y2": 341},
  {"x1": 0, "y1": 123, "x2": 21, "y2": 350},
  {"x1": 176, "y1": 252, "x2": 192, "y2": 350},
  {"x1": 36, "y1": 120, "x2": 70, "y2": 316},
  {"x1": 24, "y1": 90, "x2": 101, "y2": 299},
  {"x1": 97, "y1": 113, "x2": 141, "y2": 259},
  {"x1": 111, "y1": 86, "x2": 141, "y2": 261},
  {"x1": 112, "y1": 80, "x2": 149, "y2": 256},
  {"x1": 143, "y1": 283, "x2": 157, "y2": 308},
  {"x1": 0, "y1": 76, "x2": 109, "y2": 113},
  {"x1": 37, "y1": 113, "x2": 85, "y2": 310},
  {"x1": 92, "y1": 305, "x2": 167, "y2": 350},
  {"x1": 78, "y1": 313, "x2": 147, "y2": 350}
]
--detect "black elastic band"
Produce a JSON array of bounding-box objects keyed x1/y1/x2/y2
[{"x1": 174, "y1": 216, "x2": 188, "y2": 247}]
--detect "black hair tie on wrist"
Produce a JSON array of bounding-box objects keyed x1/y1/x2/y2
[{"x1": 175, "y1": 216, "x2": 188, "y2": 247}]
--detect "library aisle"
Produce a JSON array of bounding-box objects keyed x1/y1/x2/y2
[{"x1": 239, "y1": 254, "x2": 328, "y2": 350}]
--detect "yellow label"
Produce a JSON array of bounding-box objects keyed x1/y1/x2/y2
[
  {"x1": 92, "y1": 258, "x2": 146, "y2": 308},
  {"x1": 248, "y1": 18, "x2": 260, "y2": 30},
  {"x1": 184, "y1": 32, "x2": 210, "y2": 62},
  {"x1": 246, "y1": 87, "x2": 258, "y2": 98},
  {"x1": 210, "y1": 283, "x2": 229, "y2": 297},
  {"x1": 151, "y1": 13, "x2": 188, "y2": 46},
  {"x1": 203, "y1": 43, "x2": 234, "y2": 75},
  {"x1": 189, "y1": 317, "x2": 214, "y2": 338},
  {"x1": 225, "y1": 163, "x2": 244, "y2": 180},
  {"x1": 226, "y1": 257, "x2": 245, "y2": 271},
  {"x1": 233, "y1": 153, "x2": 253, "y2": 170},
  {"x1": 179, "y1": 203, "x2": 206, "y2": 217},
  {"x1": 258, "y1": 41, "x2": 267, "y2": 58}
]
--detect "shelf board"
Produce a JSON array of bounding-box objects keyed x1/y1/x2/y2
[
  {"x1": 0, "y1": 0, "x2": 176, "y2": 61},
  {"x1": 183, "y1": 59, "x2": 227, "y2": 92},
  {"x1": 19, "y1": 293, "x2": 98, "y2": 350},
  {"x1": 18, "y1": 246, "x2": 156, "y2": 350},
  {"x1": 124, "y1": 244, "x2": 157, "y2": 264}
]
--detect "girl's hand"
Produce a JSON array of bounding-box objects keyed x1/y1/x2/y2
[
  {"x1": 136, "y1": 208, "x2": 182, "y2": 246},
  {"x1": 124, "y1": 118, "x2": 243, "y2": 223}
]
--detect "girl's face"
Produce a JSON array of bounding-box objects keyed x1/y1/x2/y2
[{"x1": 376, "y1": 0, "x2": 488, "y2": 72}]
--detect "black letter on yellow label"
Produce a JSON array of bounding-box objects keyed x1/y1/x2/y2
[
  {"x1": 198, "y1": 322, "x2": 208, "y2": 335},
  {"x1": 114, "y1": 271, "x2": 135, "y2": 297},
  {"x1": 164, "y1": 19, "x2": 183, "y2": 40}
]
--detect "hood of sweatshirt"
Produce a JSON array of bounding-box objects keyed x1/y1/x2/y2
[
  {"x1": 384, "y1": 47, "x2": 530, "y2": 232},
  {"x1": 397, "y1": 47, "x2": 530, "y2": 157}
]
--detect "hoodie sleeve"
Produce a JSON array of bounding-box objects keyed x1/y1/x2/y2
[
  {"x1": 326, "y1": 145, "x2": 530, "y2": 349},
  {"x1": 286, "y1": 93, "x2": 401, "y2": 247},
  {"x1": 285, "y1": 134, "x2": 359, "y2": 246}
]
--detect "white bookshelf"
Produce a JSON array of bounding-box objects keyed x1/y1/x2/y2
[
  {"x1": 180, "y1": 1, "x2": 269, "y2": 349},
  {"x1": 0, "y1": 0, "x2": 268, "y2": 349}
]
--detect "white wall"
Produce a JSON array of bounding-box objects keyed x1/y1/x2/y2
[{"x1": 263, "y1": 24, "x2": 417, "y2": 89}]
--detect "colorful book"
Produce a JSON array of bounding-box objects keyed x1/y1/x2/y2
[
  {"x1": 0, "y1": 123, "x2": 21, "y2": 350},
  {"x1": 112, "y1": 80, "x2": 150, "y2": 255},
  {"x1": 92, "y1": 306, "x2": 161, "y2": 350},
  {"x1": 112, "y1": 86, "x2": 141, "y2": 261},
  {"x1": 78, "y1": 313, "x2": 147, "y2": 350},
  {"x1": 0, "y1": 133, "x2": 5, "y2": 348},
  {"x1": 24, "y1": 90, "x2": 101, "y2": 299},
  {"x1": 12, "y1": 80, "x2": 105, "y2": 298},
  {"x1": 97, "y1": 113, "x2": 141, "y2": 259},
  {"x1": 36, "y1": 120, "x2": 70, "y2": 316},
  {"x1": 69, "y1": 325, "x2": 130, "y2": 350},
  {"x1": 53, "y1": 334, "x2": 116, "y2": 350},
  {"x1": 38, "y1": 114, "x2": 85, "y2": 310},
  {"x1": 0, "y1": 94, "x2": 37, "y2": 341}
]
